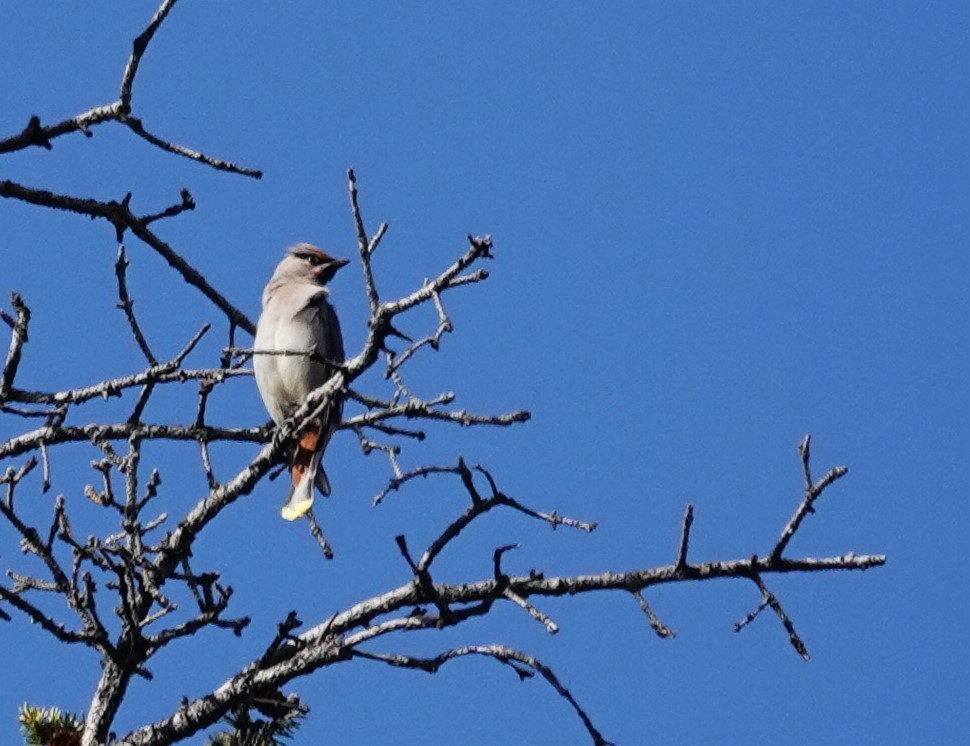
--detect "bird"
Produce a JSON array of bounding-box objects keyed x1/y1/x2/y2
[{"x1": 254, "y1": 243, "x2": 348, "y2": 520}]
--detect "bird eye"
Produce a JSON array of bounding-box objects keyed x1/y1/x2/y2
[{"x1": 298, "y1": 253, "x2": 324, "y2": 266}]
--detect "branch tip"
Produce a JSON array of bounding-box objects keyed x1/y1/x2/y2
[{"x1": 676, "y1": 503, "x2": 694, "y2": 570}]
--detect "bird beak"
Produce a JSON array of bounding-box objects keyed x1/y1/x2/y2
[{"x1": 333, "y1": 257, "x2": 350, "y2": 270}]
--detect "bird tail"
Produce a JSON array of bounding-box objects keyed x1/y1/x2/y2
[{"x1": 281, "y1": 427, "x2": 328, "y2": 521}]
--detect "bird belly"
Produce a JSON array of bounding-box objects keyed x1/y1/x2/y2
[{"x1": 269, "y1": 320, "x2": 327, "y2": 414}]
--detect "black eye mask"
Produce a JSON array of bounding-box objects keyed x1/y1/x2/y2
[{"x1": 296, "y1": 252, "x2": 325, "y2": 267}]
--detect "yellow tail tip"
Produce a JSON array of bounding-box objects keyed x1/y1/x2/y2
[{"x1": 281, "y1": 496, "x2": 313, "y2": 521}]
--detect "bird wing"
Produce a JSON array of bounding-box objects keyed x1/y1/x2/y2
[
  {"x1": 283, "y1": 292, "x2": 344, "y2": 507},
  {"x1": 292, "y1": 291, "x2": 344, "y2": 435}
]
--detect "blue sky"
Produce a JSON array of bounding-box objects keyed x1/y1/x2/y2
[{"x1": 0, "y1": 2, "x2": 967, "y2": 743}]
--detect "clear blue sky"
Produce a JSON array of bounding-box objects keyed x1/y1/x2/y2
[{"x1": 1, "y1": 2, "x2": 966, "y2": 743}]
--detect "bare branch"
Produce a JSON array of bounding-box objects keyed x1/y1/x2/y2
[
  {"x1": 735, "y1": 575, "x2": 810, "y2": 661},
  {"x1": 141, "y1": 188, "x2": 195, "y2": 226},
  {"x1": 115, "y1": 245, "x2": 158, "y2": 366},
  {"x1": 372, "y1": 463, "x2": 460, "y2": 505},
  {"x1": 39, "y1": 441, "x2": 51, "y2": 493},
  {"x1": 0, "y1": 0, "x2": 262, "y2": 179},
  {"x1": 367, "y1": 221, "x2": 388, "y2": 257},
  {"x1": 0, "y1": 584, "x2": 92, "y2": 644},
  {"x1": 343, "y1": 398, "x2": 530, "y2": 433},
  {"x1": 0, "y1": 107, "x2": 116, "y2": 155},
  {"x1": 798, "y1": 433, "x2": 813, "y2": 488},
  {"x1": 118, "y1": 0, "x2": 178, "y2": 112},
  {"x1": 0, "y1": 106, "x2": 884, "y2": 746},
  {"x1": 733, "y1": 597, "x2": 769, "y2": 632},
  {"x1": 771, "y1": 437, "x2": 848, "y2": 561},
  {"x1": 632, "y1": 590, "x2": 676, "y2": 639},
  {"x1": 387, "y1": 286, "x2": 453, "y2": 374},
  {"x1": 348, "y1": 168, "x2": 380, "y2": 314},
  {"x1": 1, "y1": 423, "x2": 265, "y2": 461},
  {"x1": 114, "y1": 244, "x2": 161, "y2": 426},
  {"x1": 123, "y1": 116, "x2": 262, "y2": 178},
  {"x1": 0, "y1": 293, "x2": 30, "y2": 400},
  {"x1": 379, "y1": 234, "x2": 494, "y2": 319},
  {"x1": 504, "y1": 589, "x2": 559, "y2": 635},
  {"x1": 0, "y1": 179, "x2": 257, "y2": 333},
  {"x1": 111, "y1": 459, "x2": 884, "y2": 746},
  {"x1": 305, "y1": 508, "x2": 334, "y2": 560},
  {"x1": 413, "y1": 465, "x2": 596, "y2": 573},
  {"x1": 354, "y1": 644, "x2": 612, "y2": 746},
  {"x1": 7, "y1": 364, "x2": 247, "y2": 408},
  {"x1": 677, "y1": 503, "x2": 694, "y2": 571}
]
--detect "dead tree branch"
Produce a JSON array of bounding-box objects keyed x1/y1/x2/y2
[
  {"x1": 0, "y1": 5, "x2": 884, "y2": 744},
  {"x1": 0, "y1": 0, "x2": 260, "y2": 177},
  {"x1": 109, "y1": 448, "x2": 882, "y2": 745}
]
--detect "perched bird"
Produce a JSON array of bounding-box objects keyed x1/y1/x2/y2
[{"x1": 254, "y1": 243, "x2": 348, "y2": 520}]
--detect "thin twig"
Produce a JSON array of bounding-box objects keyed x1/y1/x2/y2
[
  {"x1": 305, "y1": 508, "x2": 334, "y2": 560},
  {"x1": 632, "y1": 590, "x2": 676, "y2": 639},
  {"x1": 746, "y1": 575, "x2": 810, "y2": 661},
  {"x1": 0, "y1": 180, "x2": 257, "y2": 333},
  {"x1": 2, "y1": 423, "x2": 266, "y2": 461},
  {"x1": 677, "y1": 503, "x2": 694, "y2": 571},
  {"x1": 353, "y1": 645, "x2": 611, "y2": 746},
  {"x1": 373, "y1": 463, "x2": 460, "y2": 505},
  {"x1": 797, "y1": 433, "x2": 812, "y2": 489},
  {"x1": 771, "y1": 438, "x2": 848, "y2": 561},
  {"x1": 0, "y1": 293, "x2": 30, "y2": 400},
  {"x1": 115, "y1": 245, "x2": 158, "y2": 366},
  {"x1": 504, "y1": 589, "x2": 559, "y2": 634},
  {"x1": 348, "y1": 169, "x2": 380, "y2": 314},
  {"x1": 387, "y1": 286, "x2": 453, "y2": 374},
  {"x1": 124, "y1": 116, "x2": 262, "y2": 178}
]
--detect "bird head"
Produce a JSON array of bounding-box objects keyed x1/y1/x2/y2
[{"x1": 278, "y1": 243, "x2": 350, "y2": 286}]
